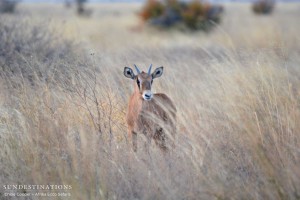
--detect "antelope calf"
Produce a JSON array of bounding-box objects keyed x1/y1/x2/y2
[{"x1": 124, "y1": 64, "x2": 176, "y2": 152}]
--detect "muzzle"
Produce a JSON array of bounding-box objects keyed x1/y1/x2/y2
[{"x1": 142, "y1": 90, "x2": 153, "y2": 101}]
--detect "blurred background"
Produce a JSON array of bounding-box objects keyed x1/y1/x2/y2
[
  {"x1": 1, "y1": 0, "x2": 298, "y2": 52},
  {"x1": 0, "y1": 0, "x2": 299, "y2": 199}
]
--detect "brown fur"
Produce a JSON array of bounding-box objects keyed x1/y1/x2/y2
[{"x1": 126, "y1": 72, "x2": 176, "y2": 152}]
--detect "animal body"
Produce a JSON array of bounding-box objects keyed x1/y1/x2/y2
[{"x1": 124, "y1": 64, "x2": 176, "y2": 152}]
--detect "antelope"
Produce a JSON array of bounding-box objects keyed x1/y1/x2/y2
[{"x1": 124, "y1": 64, "x2": 176, "y2": 153}]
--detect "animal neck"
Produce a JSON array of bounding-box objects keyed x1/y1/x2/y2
[{"x1": 132, "y1": 85, "x2": 142, "y2": 101}]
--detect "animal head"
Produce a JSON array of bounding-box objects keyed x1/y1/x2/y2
[{"x1": 124, "y1": 64, "x2": 163, "y2": 101}]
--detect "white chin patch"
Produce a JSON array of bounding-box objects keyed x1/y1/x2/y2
[{"x1": 142, "y1": 90, "x2": 153, "y2": 101}]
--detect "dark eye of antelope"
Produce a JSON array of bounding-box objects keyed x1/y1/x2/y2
[{"x1": 136, "y1": 78, "x2": 140, "y2": 88}]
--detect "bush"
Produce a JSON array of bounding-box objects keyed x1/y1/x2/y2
[
  {"x1": 139, "y1": 0, "x2": 165, "y2": 21},
  {"x1": 0, "y1": 17, "x2": 90, "y2": 88},
  {"x1": 252, "y1": 0, "x2": 275, "y2": 14},
  {"x1": 0, "y1": 0, "x2": 19, "y2": 13},
  {"x1": 139, "y1": 0, "x2": 223, "y2": 31}
]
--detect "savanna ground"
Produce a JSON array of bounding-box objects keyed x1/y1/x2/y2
[{"x1": 0, "y1": 2, "x2": 300, "y2": 200}]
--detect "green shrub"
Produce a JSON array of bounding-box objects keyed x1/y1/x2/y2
[
  {"x1": 139, "y1": 0, "x2": 165, "y2": 21},
  {"x1": 252, "y1": 0, "x2": 275, "y2": 14},
  {"x1": 139, "y1": 0, "x2": 223, "y2": 31}
]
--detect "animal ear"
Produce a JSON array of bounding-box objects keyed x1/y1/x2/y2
[
  {"x1": 152, "y1": 66, "x2": 163, "y2": 79},
  {"x1": 124, "y1": 67, "x2": 135, "y2": 79}
]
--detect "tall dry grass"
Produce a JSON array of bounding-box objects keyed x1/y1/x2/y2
[{"x1": 0, "y1": 3, "x2": 300, "y2": 200}]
